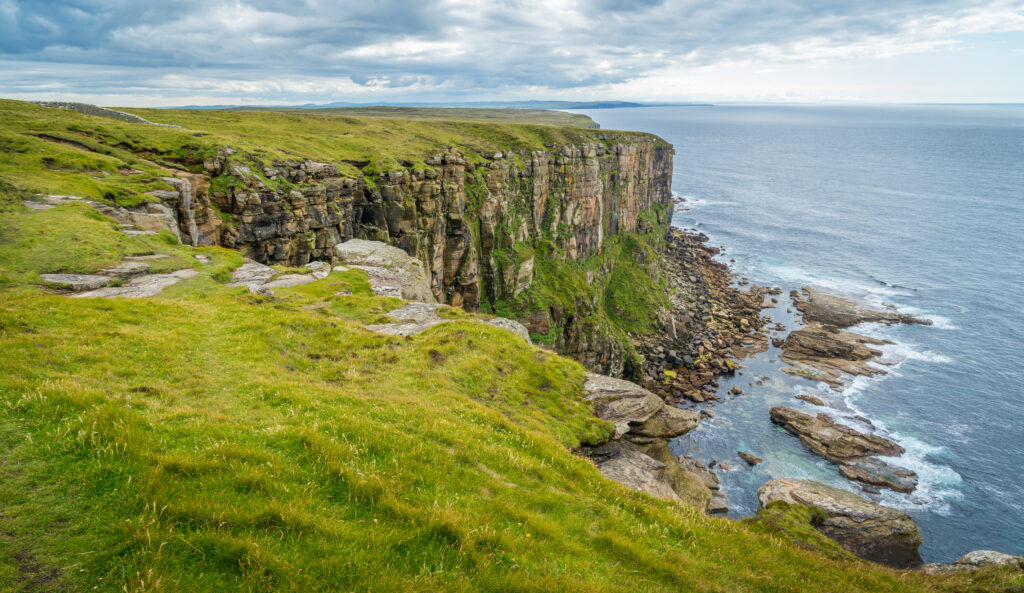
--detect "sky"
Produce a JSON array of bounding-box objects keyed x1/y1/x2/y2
[{"x1": 1, "y1": 0, "x2": 1023, "y2": 106}]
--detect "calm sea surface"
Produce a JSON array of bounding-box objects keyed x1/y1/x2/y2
[{"x1": 574, "y1": 105, "x2": 1024, "y2": 562}]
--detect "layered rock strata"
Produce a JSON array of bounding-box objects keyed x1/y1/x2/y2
[
  {"x1": 770, "y1": 407, "x2": 918, "y2": 493},
  {"x1": 580, "y1": 373, "x2": 719, "y2": 511},
  {"x1": 758, "y1": 478, "x2": 923, "y2": 569}
]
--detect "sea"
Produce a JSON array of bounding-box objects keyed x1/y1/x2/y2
[{"x1": 573, "y1": 104, "x2": 1024, "y2": 562}]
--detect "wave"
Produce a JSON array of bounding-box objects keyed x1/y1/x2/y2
[{"x1": 763, "y1": 264, "x2": 916, "y2": 299}]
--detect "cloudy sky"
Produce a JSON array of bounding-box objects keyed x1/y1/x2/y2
[{"x1": 1, "y1": 0, "x2": 1023, "y2": 106}]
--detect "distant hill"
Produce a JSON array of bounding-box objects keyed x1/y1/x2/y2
[{"x1": 175, "y1": 100, "x2": 712, "y2": 111}]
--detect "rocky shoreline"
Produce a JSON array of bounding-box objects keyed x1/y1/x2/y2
[{"x1": 636, "y1": 229, "x2": 771, "y2": 403}]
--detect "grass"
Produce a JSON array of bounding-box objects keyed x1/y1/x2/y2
[
  {"x1": 1, "y1": 105, "x2": 1021, "y2": 593},
  {"x1": 226, "y1": 106, "x2": 600, "y2": 129}
]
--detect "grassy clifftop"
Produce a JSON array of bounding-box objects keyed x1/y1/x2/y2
[
  {"x1": 0, "y1": 99, "x2": 647, "y2": 211},
  {"x1": 0, "y1": 103, "x2": 1020, "y2": 592}
]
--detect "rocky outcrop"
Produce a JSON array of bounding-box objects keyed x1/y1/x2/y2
[
  {"x1": 779, "y1": 325, "x2": 892, "y2": 388},
  {"x1": 364, "y1": 302, "x2": 531, "y2": 342},
  {"x1": 770, "y1": 407, "x2": 917, "y2": 493},
  {"x1": 580, "y1": 373, "x2": 714, "y2": 510},
  {"x1": 333, "y1": 239, "x2": 436, "y2": 303},
  {"x1": 793, "y1": 287, "x2": 931, "y2": 328},
  {"x1": 33, "y1": 102, "x2": 182, "y2": 128},
  {"x1": 758, "y1": 478, "x2": 923, "y2": 569},
  {"x1": 923, "y1": 550, "x2": 1024, "y2": 575}
]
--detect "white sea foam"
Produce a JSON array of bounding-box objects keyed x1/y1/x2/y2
[{"x1": 764, "y1": 265, "x2": 915, "y2": 299}]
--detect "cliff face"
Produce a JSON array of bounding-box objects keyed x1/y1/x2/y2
[
  {"x1": 193, "y1": 139, "x2": 671, "y2": 302},
  {"x1": 166, "y1": 137, "x2": 672, "y2": 377}
]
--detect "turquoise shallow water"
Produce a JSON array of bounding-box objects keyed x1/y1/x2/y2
[{"x1": 574, "y1": 105, "x2": 1024, "y2": 562}]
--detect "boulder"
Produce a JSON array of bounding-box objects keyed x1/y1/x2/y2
[
  {"x1": 758, "y1": 478, "x2": 923, "y2": 568},
  {"x1": 795, "y1": 393, "x2": 826, "y2": 406},
  {"x1": 738, "y1": 451, "x2": 763, "y2": 466},
  {"x1": 582, "y1": 373, "x2": 664, "y2": 439},
  {"x1": 584, "y1": 439, "x2": 684, "y2": 503},
  {"x1": 629, "y1": 404, "x2": 700, "y2": 439},
  {"x1": 333, "y1": 239, "x2": 436, "y2": 303}
]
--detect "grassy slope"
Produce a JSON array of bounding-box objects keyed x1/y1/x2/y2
[{"x1": 1, "y1": 192, "x2": 1021, "y2": 592}]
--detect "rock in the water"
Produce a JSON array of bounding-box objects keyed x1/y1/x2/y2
[
  {"x1": 39, "y1": 273, "x2": 111, "y2": 291},
  {"x1": 770, "y1": 407, "x2": 904, "y2": 460},
  {"x1": 793, "y1": 286, "x2": 931, "y2": 328},
  {"x1": 795, "y1": 393, "x2": 826, "y2": 406},
  {"x1": 729, "y1": 385, "x2": 743, "y2": 395},
  {"x1": 770, "y1": 406, "x2": 917, "y2": 492},
  {"x1": 758, "y1": 478, "x2": 923, "y2": 568},
  {"x1": 838, "y1": 457, "x2": 918, "y2": 494},
  {"x1": 738, "y1": 451, "x2": 763, "y2": 466},
  {"x1": 333, "y1": 239, "x2": 436, "y2": 303}
]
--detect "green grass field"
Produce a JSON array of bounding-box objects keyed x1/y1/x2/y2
[{"x1": 0, "y1": 102, "x2": 1021, "y2": 592}]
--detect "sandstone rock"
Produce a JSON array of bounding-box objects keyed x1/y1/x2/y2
[
  {"x1": 729, "y1": 385, "x2": 743, "y2": 395},
  {"x1": 582, "y1": 373, "x2": 664, "y2": 438},
  {"x1": 584, "y1": 439, "x2": 683, "y2": 503},
  {"x1": 758, "y1": 478, "x2": 923, "y2": 568},
  {"x1": 262, "y1": 274, "x2": 317, "y2": 290},
  {"x1": 629, "y1": 404, "x2": 700, "y2": 439},
  {"x1": 770, "y1": 407, "x2": 904, "y2": 460},
  {"x1": 633, "y1": 439, "x2": 712, "y2": 509},
  {"x1": 770, "y1": 406, "x2": 917, "y2": 493},
  {"x1": 333, "y1": 239, "x2": 436, "y2": 303},
  {"x1": 795, "y1": 393, "x2": 826, "y2": 406},
  {"x1": 738, "y1": 451, "x2": 763, "y2": 466},
  {"x1": 793, "y1": 286, "x2": 931, "y2": 329},
  {"x1": 838, "y1": 458, "x2": 918, "y2": 494},
  {"x1": 39, "y1": 273, "x2": 111, "y2": 291}
]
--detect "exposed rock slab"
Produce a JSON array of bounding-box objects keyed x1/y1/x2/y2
[
  {"x1": 364, "y1": 302, "x2": 531, "y2": 342},
  {"x1": 582, "y1": 373, "x2": 664, "y2": 438},
  {"x1": 770, "y1": 406, "x2": 916, "y2": 492},
  {"x1": 262, "y1": 274, "x2": 317, "y2": 290},
  {"x1": 229, "y1": 260, "x2": 277, "y2": 294},
  {"x1": 779, "y1": 325, "x2": 892, "y2": 388},
  {"x1": 758, "y1": 478, "x2": 923, "y2": 568},
  {"x1": 333, "y1": 239, "x2": 435, "y2": 303},
  {"x1": 923, "y1": 550, "x2": 1024, "y2": 575},
  {"x1": 74, "y1": 269, "x2": 197, "y2": 298},
  {"x1": 99, "y1": 261, "x2": 149, "y2": 279},
  {"x1": 793, "y1": 286, "x2": 931, "y2": 328},
  {"x1": 39, "y1": 273, "x2": 111, "y2": 291}
]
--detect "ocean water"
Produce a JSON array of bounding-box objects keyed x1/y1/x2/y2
[{"x1": 574, "y1": 105, "x2": 1024, "y2": 562}]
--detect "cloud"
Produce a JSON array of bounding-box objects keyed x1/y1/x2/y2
[{"x1": 0, "y1": 0, "x2": 1022, "y2": 104}]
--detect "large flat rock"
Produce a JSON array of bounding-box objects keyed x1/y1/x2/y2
[
  {"x1": 364, "y1": 302, "x2": 531, "y2": 342},
  {"x1": 758, "y1": 478, "x2": 923, "y2": 568},
  {"x1": 74, "y1": 269, "x2": 197, "y2": 298},
  {"x1": 39, "y1": 273, "x2": 111, "y2": 291},
  {"x1": 793, "y1": 286, "x2": 931, "y2": 328}
]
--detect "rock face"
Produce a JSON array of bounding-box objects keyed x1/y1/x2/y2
[
  {"x1": 758, "y1": 478, "x2": 923, "y2": 569},
  {"x1": 333, "y1": 239, "x2": 436, "y2": 303},
  {"x1": 202, "y1": 142, "x2": 672, "y2": 311},
  {"x1": 580, "y1": 373, "x2": 714, "y2": 510},
  {"x1": 770, "y1": 407, "x2": 917, "y2": 493}
]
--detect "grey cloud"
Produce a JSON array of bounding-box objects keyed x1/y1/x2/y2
[{"x1": 0, "y1": 0, "x2": 1018, "y2": 101}]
